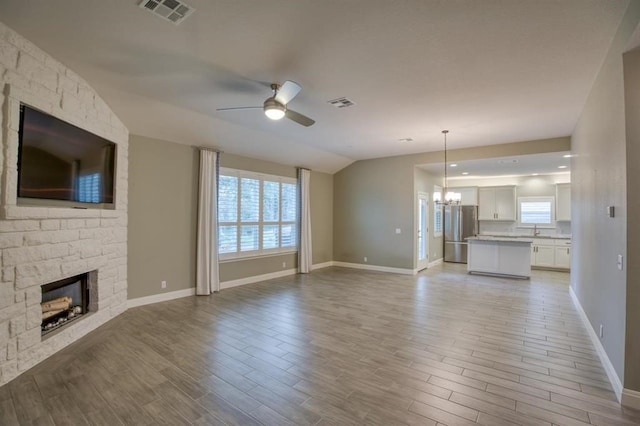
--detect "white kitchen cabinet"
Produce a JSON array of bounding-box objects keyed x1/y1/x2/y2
[
  {"x1": 468, "y1": 238, "x2": 531, "y2": 278},
  {"x1": 530, "y1": 238, "x2": 571, "y2": 270},
  {"x1": 478, "y1": 186, "x2": 516, "y2": 221},
  {"x1": 556, "y1": 183, "x2": 571, "y2": 222},
  {"x1": 554, "y1": 239, "x2": 571, "y2": 269},
  {"x1": 452, "y1": 187, "x2": 478, "y2": 205},
  {"x1": 531, "y1": 240, "x2": 555, "y2": 267},
  {"x1": 555, "y1": 246, "x2": 571, "y2": 268}
]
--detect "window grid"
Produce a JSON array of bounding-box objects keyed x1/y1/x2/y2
[
  {"x1": 77, "y1": 173, "x2": 101, "y2": 203},
  {"x1": 219, "y1": 168, "x2": 297, "y2": 260},
  {"x1": 433, "y1": 186, "x2": 443, "y2": 236}
]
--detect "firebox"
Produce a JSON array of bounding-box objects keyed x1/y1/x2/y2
[{"x1": 41, "y1": 273, "x2": 90, "y2": 336}]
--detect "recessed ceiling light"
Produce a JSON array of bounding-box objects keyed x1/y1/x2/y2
[
  {"x1": 397, "y1": 138, "x2": 413, "y2": 143},
  {"x1": 563, "y1": 154, "x2": 572, "y2": 158},
  {"x1": 558, "y1": 165, "x2": 568, "y2": 169},
  {"x1": 461, "y1": 172, "x2": 469, "y2": 175},
  {"x1": 450, "y1": 164, "x2": 457, "y2": 167},
  {"x1": 532, "y1": 173, "x2": 539, "y2": 176}
]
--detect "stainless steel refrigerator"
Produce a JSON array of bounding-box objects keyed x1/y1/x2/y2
[{"x1": 444, "y1": 205, "x2": 478, "y2": 263}]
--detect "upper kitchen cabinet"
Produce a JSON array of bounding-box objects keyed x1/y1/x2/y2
[
  {"x1": 478, "y1": 186, "x2": 516, "y2": 221},
  {"x1": 453, "y1": 187, "x2": 478, "y2": 205},
  {"x1": 556, "y1": 183, "x2": 571, "y2": 221}
]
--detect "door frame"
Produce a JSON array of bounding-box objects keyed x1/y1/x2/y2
[{"x1": 416, "y1": 191, "x2": 430, "y2": 271}]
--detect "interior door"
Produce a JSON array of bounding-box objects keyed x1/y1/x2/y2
[{"x1": 417, "y1": 192, "x2": 429, "y2": 271}]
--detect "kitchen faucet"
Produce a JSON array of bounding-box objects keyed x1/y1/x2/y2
[{"x1": 533, "y1": 224, "x2": 540, "y2": 236}]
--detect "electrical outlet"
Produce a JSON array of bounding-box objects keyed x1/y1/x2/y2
[
  {"x1": 161, "y1": 280, "x2": 167, "y2": 289},
  {"x1": 395, "y1": 228, "x2": 401, "y2": 234},
  {"x1": 364, "y1": 256, "x2": 368, "y2": 263},
  {"x1": 599, "y1": 324, "x2": 604, "y2": 338},
  {"x1": 282, "y1": 262, "x2": 286, "y2": 268}
]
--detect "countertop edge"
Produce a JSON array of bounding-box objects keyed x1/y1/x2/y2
[{"x1": 467, "y1": 237, "x2": 533, "y2": 243}]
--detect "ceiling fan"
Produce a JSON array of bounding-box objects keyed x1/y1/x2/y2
[{"x1": 217, "y1": 80, "x2": 315, "y2": 127}]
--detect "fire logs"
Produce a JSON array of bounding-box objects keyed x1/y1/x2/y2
[{"x1": 41, "y1": 296, "x2": 72, "y2": 313}]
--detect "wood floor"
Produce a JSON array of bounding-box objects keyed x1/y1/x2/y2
[{"x1": 1, "y1": 264, "x2": 639, "y2": 426}]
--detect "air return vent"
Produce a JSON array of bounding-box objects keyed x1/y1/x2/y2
[
  {"x1": 328, "y1": 97, "x2": 356, "y2": 108},
  {"x1": 139, "y1": 0, "x2": 195, "y2": 25}
]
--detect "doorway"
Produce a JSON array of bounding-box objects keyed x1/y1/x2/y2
[{"x1": 417, "y1": 192, "x2": 429, "y2": 271}]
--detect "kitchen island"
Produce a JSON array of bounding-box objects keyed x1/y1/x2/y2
[{"x1": 467, "y1": 236, "x2": 533, "y2": 279}]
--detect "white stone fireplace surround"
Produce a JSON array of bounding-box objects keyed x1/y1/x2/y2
[{"x1": 0, "y1": 22, "x2": 129, "y2": 386}]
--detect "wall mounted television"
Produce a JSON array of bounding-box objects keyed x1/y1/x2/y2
[{"x1": 17, "y1": 104, "x2": 116, "y2": 208}]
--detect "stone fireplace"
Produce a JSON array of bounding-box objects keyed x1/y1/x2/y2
[{"x1": 0, "y1": 22, "x2": 129, "y2": 386}]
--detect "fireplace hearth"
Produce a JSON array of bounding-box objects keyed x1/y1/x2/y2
[{"x1": 41, "y1": 273, "x2": 90, "y2": 336}]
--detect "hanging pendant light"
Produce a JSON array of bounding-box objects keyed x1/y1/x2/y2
[{"x1": 438, "y1": 130, "x2": 461, "y2": 205}]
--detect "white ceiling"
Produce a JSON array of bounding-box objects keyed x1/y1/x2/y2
[
  {"x1": 419, "y1": 151, "x2": 572, "y2": 179},
  {"x1": 0, "y1": 0, "x2": 629, "y2": 173}
]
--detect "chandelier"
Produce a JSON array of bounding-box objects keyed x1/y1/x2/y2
[{"x1": 436, "y1": 130, "x2": 461, "y2": 205}]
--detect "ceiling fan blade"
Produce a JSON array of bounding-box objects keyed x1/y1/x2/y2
[
  {"x1": 285, "y1": 109, "x2": 315, "y2": 127},
  {"x1": 216, "y1": 106, "x2": 262, "y2": 111},
  {"x1": 275, "y1": 80, "x2": 302, "y2": 105}
]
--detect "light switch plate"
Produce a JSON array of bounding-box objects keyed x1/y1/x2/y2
[
  {"x1": 395, "y1": 228, "x2": 401, "y2": 234},
  {"x1": 608, "y1": 206, "x2": 615, "y2": 217},
  {"x1": 617, "y1": 254, "x2": 624, "y2": 270}
]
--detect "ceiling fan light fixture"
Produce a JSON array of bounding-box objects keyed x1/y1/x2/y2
[{"x1": 264, "y1": 98, "x2": 285, "y2": 120}]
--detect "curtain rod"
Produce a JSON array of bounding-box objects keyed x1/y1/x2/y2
[{"x1": 198, "y1": 146, "x2": 223, "y2": 153}]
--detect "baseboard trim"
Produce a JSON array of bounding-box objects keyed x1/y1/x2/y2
[
  {"x1": 127, "y1": 288, "x2": 195, "y2": 309},
  {"x1": 428, "y1": 258, "x2": 444, "y2": 268},
  {"x1": 622, "y1": 388, "x2": 640, "y2": 410},
  {"x1": 332, "y1": 261, "x2": 416, "y2": 275},
  {"x1": 311, "y1": 261, "x2": 334, "y2": 270},
  {"x1": 569, "y1": 286, "x2": 623, "y2": 402},
  {"x1": 221, "y1": 268, "x2": 298, "y2": 290}
]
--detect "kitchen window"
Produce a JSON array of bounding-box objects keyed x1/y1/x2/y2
[
  {"x1": 518, "y1": 196, "x2": 555, "y2": 227},
  {"x1": 218, "y1": 168, "x2": 297, "y2": 259}
]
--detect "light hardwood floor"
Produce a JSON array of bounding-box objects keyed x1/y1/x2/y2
[{"x1": 1, "y1": 264, "x2": 639, "y2": 425}]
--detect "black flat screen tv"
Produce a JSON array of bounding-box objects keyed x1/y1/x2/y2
[{"x1": 17, "y1": 104, "x2": 116, "y2": 208}]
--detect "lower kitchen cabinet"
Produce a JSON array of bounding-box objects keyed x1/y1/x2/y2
[
  {"x1": 531, "y1": 243, "x2": 555, "y2": 267},
  {"x1": 530, "y1": 238, "x2": 571, "y2": 270},
  {"x1": 555, "y1": 246, "x2": 571, "y2": 268}
]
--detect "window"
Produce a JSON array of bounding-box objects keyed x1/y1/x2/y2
[
  {"x1": 433, "y1": 186, "x2": 443, "y2": 237},
  {"x1": 218, "y1": 168, "x2": 298, "y2": 259},
  {"x1": 518, "y1": 196, "x2": 555, "y2": 227}
]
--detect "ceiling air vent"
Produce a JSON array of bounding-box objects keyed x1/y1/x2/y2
[
  {"x1": 328, "y1": 97, "x2": 356, "y2": 108},
  {"x1": 139, "y1": 0, "x2": 195, "y2": 25}
]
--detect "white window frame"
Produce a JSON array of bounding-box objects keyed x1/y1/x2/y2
[
  {"x1": 433, "y1": 185, "x2": 443, "y2": 237},
  {"x1": 517, "y1": 196, "x2": 555, "y2": 228},
  {"x1": 218, "y1": 167, "x2": 298, "y2": 260}
]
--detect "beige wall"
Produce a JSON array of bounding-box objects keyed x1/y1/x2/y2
[
  {"x1": 334, "y1": 156, "x2": 415, "y2": 269},
  {"x1": 624, "y1": 46, "x2": 640, "y2": 391},
  {"x1": 333, "y1": 138, "x2": 569, "y2": 270},
  {"x1": 128, "y1": 137, "x2": 335, "y2": 298},
  {"x1": 571, "y1": 0, "x2": 640, "y2": 389},
  {"x1": 128, "y1": 136, "x2": 199, "y2": 299},
  {"x1": 310, "y1": 171, "x2": 334, "y2": 265}
]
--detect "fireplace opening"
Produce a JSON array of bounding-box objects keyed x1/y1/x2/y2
[{"x1": 41, "y1": 273, "x2": 90, "y2": 336}]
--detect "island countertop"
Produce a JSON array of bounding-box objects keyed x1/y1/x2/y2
[
  {"x1": 478, "y1": 233, "x2": 571, "y2": 240},
  {"x1": 467, "y1": 236, "x2": 533, "y2": 243},
  {"x1": 467, "y1": 237, "x2": 532, "y2": 279}
]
